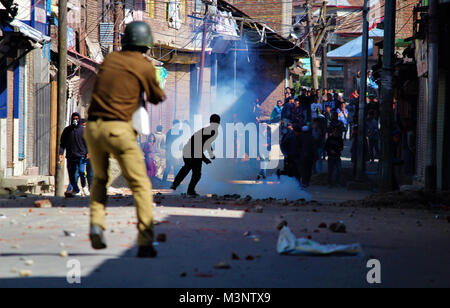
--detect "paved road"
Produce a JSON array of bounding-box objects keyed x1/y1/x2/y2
[{"x1": 1, "y1": 191, "x2": 449, "y2": 288}]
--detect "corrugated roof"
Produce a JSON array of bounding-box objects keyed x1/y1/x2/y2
[{"x1": 327, "y1": 29, "x2": 383, "y2": 58}]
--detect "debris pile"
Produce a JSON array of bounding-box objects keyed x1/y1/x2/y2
[{"x1": 341, "y1": 190, "x2": 450, "y2": 209}]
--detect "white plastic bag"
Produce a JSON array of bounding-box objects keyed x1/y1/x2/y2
[
  {"x1": 277, "y1": 226, "x2": 362, "y2": 256},
  {"x1": 132, "y1": 92, "x2": 150, "y2": 135}
]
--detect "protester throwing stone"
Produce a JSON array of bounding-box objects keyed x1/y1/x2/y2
[{"x1": 171, "y1": 114, "x2": 221, "y2": 197}]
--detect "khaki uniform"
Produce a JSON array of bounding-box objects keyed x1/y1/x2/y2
[{"x1": 85, "y1": 51, "x2": 165, "y2": 247}]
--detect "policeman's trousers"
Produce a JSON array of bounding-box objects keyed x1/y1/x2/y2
[{"x1": 84, "y1": 119, "x2": 154, "y2": 246}]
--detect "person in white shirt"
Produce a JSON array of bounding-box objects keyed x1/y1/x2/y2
[{"x1": 311, "y1": 95, "x2": 323, "y2": 120}]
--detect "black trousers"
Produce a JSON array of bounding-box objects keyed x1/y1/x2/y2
[
  {"x1": 173, "y1": 158, "x2": 203, "y2": 193},
  {"x1": 300, "y1": 158, "x2": 313, "y2": 186}
]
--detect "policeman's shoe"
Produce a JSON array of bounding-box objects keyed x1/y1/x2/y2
[
  {"x1": 137, "y1": 245, "x2": 157, "y2": 258},
  {"x1": 89, "y1": 224, "x2": 107, "y2": 250},
  {"x1": 170, "y1": 184, "x2": 177, "y2": 191}
]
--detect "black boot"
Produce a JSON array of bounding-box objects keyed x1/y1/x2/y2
[
  {"x1": 137, "y1": 245, "x2": 158, "y2": 258},
  {"x1": 187, "y1": 190, "x2": 199, "y2": 197},
  {"x1": 90, "y1": 224, "x2": 107, "y2": 250}
]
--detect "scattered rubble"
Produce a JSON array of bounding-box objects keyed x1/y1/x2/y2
[
  {"x1": 59, "y1": 250, "x2": 69, "y2": 258},
  {"x1": 63, "y1": 230, "x2": 76, "y2": 237},
  {"x1": 154, "y1": 193, "x2": 163, "y2": 204},
  {"x1": 276, "y1": 220, "x2": 288, "y2": 230},
  {"x1": 34, "y1": 199, "x2": 52, "y2": 208},
  {"x1": 329, "y1": 222, "x2": 347, "y2": 233},
  {"x1": 24, "y1": 260, "x2": 34, "y2": 266},
  {"x1": 245, "y1": 255, "x2": 255, "y2": 261},
  {"x1": 156, "y1": 233, "x2": 167, "y2": 242},
  {"x1": 214, "y1": 261, "x2": 231, "y2": 269},
  {"x1": 19, "y1": 269, "x2": 32, "y2": 277},
  {"x1": 341, "y1": 190, "x2": 450, "y2": 209},
  {"x1": 194, "y1": 273, "x2": 214, "y2": 278},
  {"x1": 254, "y1": 206, "x2": 263, "y2": 213},
  {"x1": 231, "y1": 252, "x2": 240, "y2": 260}
]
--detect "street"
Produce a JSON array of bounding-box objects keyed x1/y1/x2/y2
[{"x1": 1, "y1": 188, "x2": 449, "y2": 288}]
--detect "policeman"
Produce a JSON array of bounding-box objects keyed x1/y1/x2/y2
[{"x1": 84, "y1": 21, "x2": 165, "y2": 258}]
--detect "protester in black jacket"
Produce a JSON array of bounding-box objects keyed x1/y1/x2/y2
[{"x1": 59, "y1": 112, "x2": 89, "y2": 196}]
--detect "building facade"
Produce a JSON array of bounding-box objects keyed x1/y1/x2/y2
[{"x1": 0, "y1": 0, "x2": 53, "y2": 193}]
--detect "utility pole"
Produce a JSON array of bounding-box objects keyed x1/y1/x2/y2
[
  {"x1": 305, "y1": 1, "x2": 330, "y2": 89},
  {"x1": 55, "y1": 0, "x2": 67, "y2": 197},
  {"x1": 306, "y1": 0, "x2": 319, "y2": 89},
  {"x1": 379, "y1": 0, "x2": 396, "y2": 192},
  {"x1": 356, "y1": 0, "x2": 369, "y2": 181},
  {"x1": 425, "y1": 0, "x2": 439, "y2": 191},
  {"x1": 113, "y1": 0, "x2": 123, "y2": 51},
  {"x1": 321, "y1": 32, "x2": 328, "y2": 89},
  {"x1": 197, "y1": 17, "x2": 208, "y2": 115}
]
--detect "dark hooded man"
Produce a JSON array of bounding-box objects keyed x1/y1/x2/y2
[{"x1": 59, "y1": 112, "x2": 88, "y2": 197}]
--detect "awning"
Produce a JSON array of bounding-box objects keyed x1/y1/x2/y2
[
  {"x1": 67, "y1": 48, "x2": 99, "y2": 73},
  {"x1": 327, "y1": 29, "x2": 383, "y2": 58},
  {"x1": 7, "y1": 19, "x2": 50, "y2": 45}
]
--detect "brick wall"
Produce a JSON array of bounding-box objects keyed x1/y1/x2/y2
[
  {"x1": 86, "y1": 0, "x2": 100, "y2": 43},
  {"x1": 228, "y1": 0, "x2": 290, "y2": 34},
  {"x1": 141, "y1": 0, "x2": 197, "y2": 49},
  {"x1": 256, "y1": 55, "x2": 286, "y2": 118},
  {"x1": 26, "y1": 52, "x2": 35, "y2": 168},
  {"x1": 148, "y1": 63, "x2": 194, "y2": 134},
  {"x1": 395, "y1": 0, "x2": 416, "y2": 40}
]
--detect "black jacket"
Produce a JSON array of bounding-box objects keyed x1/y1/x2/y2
[
  {"x1": 298, "y1": 132, "x2": 316, "y2": 161},
  {"x1": 59, "y1": 113, "x2": 87, "y2": 160}
]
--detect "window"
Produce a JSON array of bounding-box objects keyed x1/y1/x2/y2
[
  {"x1": 167, "y1": 0, "x2": 182, "y2": 29},
  {"x1": 194, "y1": 0, "x2": 203, "y2": 12},
  {"x1": 181, "y1": 0, "x2": 186, "y2": 23},
  {"x1": 147, "y1": 0, "x2": 155, "y2": 18}
]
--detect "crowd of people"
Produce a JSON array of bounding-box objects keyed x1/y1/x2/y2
[
  {"x1": 271, "y1": 76, "x2": 415, "y2": 190},
  {"x1": 274, "y1": 87, "x2": 357, "y2": 188},
  {"x1": 139, "y1": 120, "x2": 193, "y2": 186}
]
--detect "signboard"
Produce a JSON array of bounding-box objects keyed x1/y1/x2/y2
[
  {"x1": 215, "y1": 10, "x2": 239, "y2": 38},
  {"x1": 300, "y1": 58, "x2": 311, "y2": 76},
  {"x1": 415, "y1": 39, "x2": 428, "y2": 77}
]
